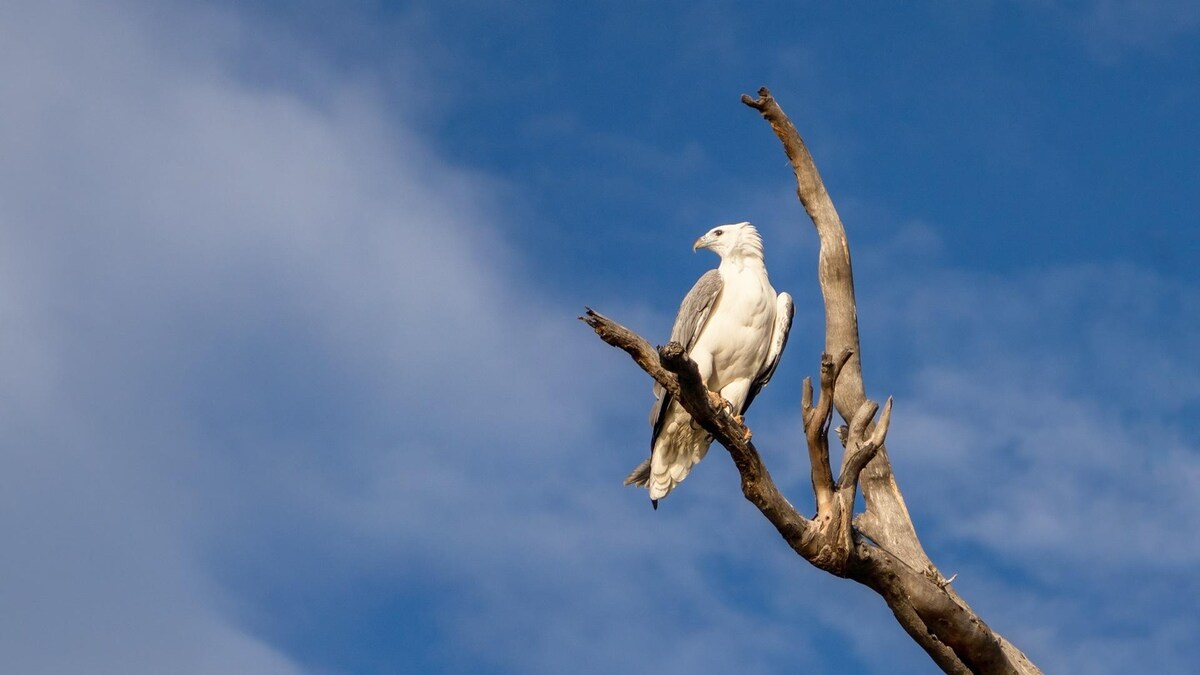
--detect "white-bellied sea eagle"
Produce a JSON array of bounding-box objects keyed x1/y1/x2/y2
[{"x1": 626, "y1": 222, "x2": 794, "y2": 508}]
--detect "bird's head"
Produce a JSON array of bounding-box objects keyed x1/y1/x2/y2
[{"x1": 693, "y1": 222, "x2": 764, "y2": 260}]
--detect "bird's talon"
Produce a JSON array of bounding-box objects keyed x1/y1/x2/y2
[{"x1": 707, "y1": 391, "x2": 725, "y2": 409}]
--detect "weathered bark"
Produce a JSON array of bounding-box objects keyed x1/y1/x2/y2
[
  {"x1": 580, "y1": 88, "x2": 1041, "y2": 674},
  {"x1": 740, "y1": 87, "x2": 929, "y2": 569},
  {"x1": 741, "y1": 87, "x2": 1039, "y2": 673}
]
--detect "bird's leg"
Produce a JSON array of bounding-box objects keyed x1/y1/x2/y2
[
  {"x1": 693, "y1": 353, "x2": 726, "y2": 414},
  {"x1": 705, "y1": 391, "x2": 751, "y2": 438},
  {"x1": 697, "y1": 354, "x2": 748, "y2": 436},
  {"x1": 717, "y1": 380, "x2": 753, "y2": 439},
  {"x1": 728, "y1": 405, "x2": 752, "y2": 442},
  {"x1": 705, "y1": 390, "x2": 738, "y2": 416}
]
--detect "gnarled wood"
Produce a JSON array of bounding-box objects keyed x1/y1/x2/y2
[
  {"x1": 741, "y1": 86, "x2": 1040, "y2": 673},
  {"x1": 582, "y1": 309, "x2": 1023, "y2": 671},
  {"x1": 741, "y1": 86, "x2": 930, "y2": 571},
  {"x1": 579, "y1": 88, "x2": 1041, "y2": 675}
]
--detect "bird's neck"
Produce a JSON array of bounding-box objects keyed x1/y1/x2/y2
[{"x1": 720, "y1": 253, "x2": 766, "y2": 274}]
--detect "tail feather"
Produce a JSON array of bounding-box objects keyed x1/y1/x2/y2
[
  {"x1": 627, "y1": 402, "x2": 713, "y2": 506},
  {"x1": 647, "y1": 429, "x2": 710, "y2": 502},
  {"x1": 624, "y1": 458, "x2": 652, "y2": 487}
]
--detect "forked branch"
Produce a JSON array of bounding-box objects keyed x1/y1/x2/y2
[
  {"x1": 579, "y1": 89, "x2": 1041, "y2": 675},
  {"x1": 741, "y1": 86, "x2": 1039, "y2": 673},
  {"x1": 582, "y1": 306, "x2": 1021, "y2": 672}
]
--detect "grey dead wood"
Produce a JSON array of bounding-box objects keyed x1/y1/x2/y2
[{"x1": 580, "y1": 88, "x2": 1042, "y2": 675}]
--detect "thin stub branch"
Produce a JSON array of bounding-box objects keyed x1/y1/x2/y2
[
  {"x1": 805, "y1": 350, "x2": 852, "y2": 514},
  {"x1": 581, "y1": 308, "x2": 681, "y2": 400},
  {"x1": 837, "y1": 397, "x2": 891, "y2": 490}
]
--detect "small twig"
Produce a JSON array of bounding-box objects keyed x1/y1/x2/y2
[
  {"x1": 804, "y1": 350, "x2": 852, "y2": 514},
  {"x1": 837, "y1": 397, "x2": 892, "y2": 491},
  {"x1": 801, "y1": 376, "x2": 814, "y2": 426}
]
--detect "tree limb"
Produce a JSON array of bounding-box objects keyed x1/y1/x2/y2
[
  {"x1": 805, "y1": 350, "x2": 851, "y2": 516},
  {"x1": 742, "y1": 86, "x2": 929, "y2": 569},
  {"x1": 582, "y1": 308, "x2": 1024, "y2": 671},
  {"x1": 581, "y1": 307, "x2": 682, "y2": 400},
  {"x1": 741, "y1": 86, "x2": 1041, "y2": 673},
  {"x1": 577, "y1": 88, "x2": 1042, "y2": 675}
]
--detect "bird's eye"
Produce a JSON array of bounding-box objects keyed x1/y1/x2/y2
[{"x1": 714, "y1": 229, "x2": 724, "y2": 236}]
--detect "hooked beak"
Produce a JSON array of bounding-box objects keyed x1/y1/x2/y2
[{"x1": 692, "y1": 235, "x2": 711, "y2": 252}]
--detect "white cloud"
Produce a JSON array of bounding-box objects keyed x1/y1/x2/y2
[
  {"x1": 4, "y1": 1, "x2": 1195, "y2": 673},
  {"x1": 0, "y1": 2, "x2": 863, "y2": 673},
  {"x1": 0, "y1": 0, "x2": 591, "y2": 671},
  {"x1": 852, "y1": 241, "x2": 1200, "y2": 671}
]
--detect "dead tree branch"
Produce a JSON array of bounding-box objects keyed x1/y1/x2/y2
[
  {"x1": 741, "y1": 86, "x2": 1040, "y2": 673},
  {"x1": 580, "y1": 89, "x2": 1041, "y2": 674},
  {"x1": 741, "y1": 87, "x2": 927, "y2": 568},
  {"x1": 582, "y1": 307, "x2": 1025, "y2": 673}
]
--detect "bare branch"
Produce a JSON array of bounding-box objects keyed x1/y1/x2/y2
[
  {"x1": 659, "y1": 340, "x2": 817, "y2": 549},
  {"x1": 805, "y1": 351, "x2": 848, "y2": 513},
  {"x1": 581, "y1": 308, "x2": 814, "y2": 533},
  {"x1": 839, "y1": 397, "x2": 892, "y2": 489},
  {"x1": 579, "y1": 88, "x2": 1043, "y2": 675},
  {"x1": 867, "y1": 396, "x2": 894, "y2": 449},
  {"x1": 580, "y1": 308, "x2": 681, "y2": 399},
  {"x1": 742, "y1": 88, "x2": 1041, "y2": 673},
  {"x1": 882, "y1": 591, "x2": 974, "y2": 675},
  {"x1": 836, "y1": 397, "x2": 892, "y2": 487},
  {"x1": 741, "y1": 88, "x2": 934, "y2": 571},
  {"x1": 800, "y1": 376, "x2": 814, "y2": 425},
  {"x1": 583, "y1": 311, "x2": 1031, "y2": 671},
  {"x1": 848, "y1": 398, "x2": 879, "y2": 443}
]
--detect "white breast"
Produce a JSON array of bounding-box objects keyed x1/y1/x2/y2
[{"x1": 692, "y1": 261, "x2": 776, "y2": 391}]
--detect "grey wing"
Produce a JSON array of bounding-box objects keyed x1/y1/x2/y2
[
  {"x1": 648, "y1": 269, "x2": 723, "y2": 441},
  {"x1": 668, "y1": 269, "x2": 723, "y2": 351},
  {"x1": 742, "y1": 292, "x2": 794, "y2": 413}
]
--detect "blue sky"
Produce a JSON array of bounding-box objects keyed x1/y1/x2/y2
[{"x1": 1, "y1": 1, "x2": 1198, "y2": 673}]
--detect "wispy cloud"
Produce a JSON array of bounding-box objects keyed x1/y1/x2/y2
[
  {"x1": 0, "y1": 2, "x2": 853, "y2": 673},
  {"x1": 1021, "y1": 0, "x2": 1200, "y2": 57},
  {"x1": 2, "y1": 2, "x2": 1195, "y2": 674},
  {"x1": 0, "y1": 0, "x2": 603, "y2": 671},
  {"x1": 852, "y1": 226, "x2": 1200, "y2": 671}
]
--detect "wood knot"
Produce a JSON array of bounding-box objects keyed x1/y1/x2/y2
[{"x1": 658, "y1": 341, "x2": 687, "y2": 370}]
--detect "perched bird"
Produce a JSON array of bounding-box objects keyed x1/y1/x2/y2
[{"x1": 626, "y1": 222, "x2": 794, "y2": 507}]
